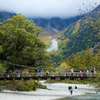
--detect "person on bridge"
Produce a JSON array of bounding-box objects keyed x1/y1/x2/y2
[
  {"x1": 87, "y1": 70, "x2": 89, "y2": 75},
  {"x1": 71, "y1": 68, "x2": 73, "y2": 76},
  {"x1": 40, "y1": 69, "x2": 43, "y2": 77},
  {"x1": 29, "y1": 70, "x2": 31, "y2": 77},
  {"x1": 3, "y1": 70, "x2": 6, "y2": 76},
  {"x1": 46, "y1": 69, "x2": 49, "y2": 77},
  {"x1": 20, "y1": 69, "x2": 22, "y2": 77},
  {"x1": 38, "y1": 69, "x2": 40, "y2": 76},
  {"x1": 15, "y1": 70, "x2": 18, "y2": 77},
  {"x1": 80, "y1": 70, "x2": 82, "y2": 77},
  {"x1": 93, "y1": 67, "x2": 96, "y2": 74},
  {"x1": 35, "y1": 69, "x2": 38, "y2": 76},
  {"x1": 65, "y1": 69, "x2": 67, "y2": 76}
]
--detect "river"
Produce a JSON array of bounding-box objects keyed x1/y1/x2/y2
[
  {"x1": 46, "y1": 36, "x2": 58, "y2": 52},
  {"x1": 0, "y1": 81, "x2": 100, "y2": 100}
]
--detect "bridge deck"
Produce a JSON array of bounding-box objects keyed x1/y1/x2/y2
[{"x1": 0, "y1": 72, "x2": 98, "y2": 80}]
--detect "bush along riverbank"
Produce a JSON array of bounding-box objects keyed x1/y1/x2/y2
[
  {"x1": 0, "y1": 80, "x2": 47, "y2": 91},
  {"x1": 45, "y1": 78, "x2": 91, "y2": 84}
]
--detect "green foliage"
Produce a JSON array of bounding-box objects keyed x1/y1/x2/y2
[
  {"x1": 46, "y1": 79, "x2": 91, "y2": 84},
  {"x1": 64, "y1": 48, "x2": 100, "y2": 72},
  {"x1": 57, "y1": 7, "x2": 100, "y2": 59},
  {"x1": 0, "y1": 14, "x2": 50, "y2": 70},
  {"x1": 0, "y1": 80, "x2": 47, "y2": 91},
  {"x1": 15, "y1": 84, "x2": 33, "y2": 91}
]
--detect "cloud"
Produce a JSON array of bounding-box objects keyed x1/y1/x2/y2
[{"x1": 0, "y1": 0, "x2": 100, "y2": 18}]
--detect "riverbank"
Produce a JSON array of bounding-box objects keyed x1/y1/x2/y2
[{"x1": 0, "y1": 80, "x2": 97, "y2": 100}]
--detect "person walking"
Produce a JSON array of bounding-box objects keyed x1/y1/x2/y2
[
  {"x1": 46, "y1": 69, "x2": 49, "y2": 77},
  {"x1": 65, "y1": 69, "x2": 67, "y2": 76},
  {"x1": 3, "y1": 70, "x2": 6, "y2": 77},
  {"x1": 15, "y1": 69, "x2": 18, "y2": 77},
  {"x1": 20, "y1": 69, "x2": 22, "y2": 77},
  {"x1": 80, "y1": 70, "x2": 82, "y2": 77},
  {"x1": 70, "y1": 87, "x2": 73, "y2": 95},
  {"x1": 71, "y1": 68, "x2": 73, "y2": 76},
  {"x1": 40, "y1": 69, "x2": 42, "y2": 77},
  {"x1": 93, "y1": 67, "x2": 96, "y2": 74},
  {"x1": 35, "y1": 69, "x2": 38, "y2": 76},
  {"x1": 86, "y1": 70, "x2": 89, "y2": 77},
  {"x1": 28, "y1": 70, "x2": 31, "y2": 77},
  {"x1": 38, "y1": 69, "x2": 40, "y2": 76}
]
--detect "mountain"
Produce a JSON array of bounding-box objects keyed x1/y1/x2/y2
[
  {"x1": 0, "y1": 11, "x2": 81, "y2": 36},
  {"x1": 31, "y1": 16, "x2": 81, "y2": 34},
  {"x1": 56, "y1": 5, "x2": 100, "y2": 58},
  {"x1": 0, "y1": 11, "x2": 16, "y2": 23}
]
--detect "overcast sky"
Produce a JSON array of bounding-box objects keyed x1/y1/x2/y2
[{"x1": 0, "y1": 0, "x2": 100, "y2": 18}]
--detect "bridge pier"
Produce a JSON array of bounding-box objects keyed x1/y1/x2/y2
[
  {"x1": 68, "y1": 78, "x2": 70, "y2": 80},
  {"x1": 21, "y1": 78, "x2": 24, "y2": 80}
]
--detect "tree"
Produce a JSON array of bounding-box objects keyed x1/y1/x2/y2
[
  {"x1": 83, "y1": 48, "x2": 93, "y2": 66},
  {"x1": 0, "y1": 14, "x2": 49, "y2": 69}
]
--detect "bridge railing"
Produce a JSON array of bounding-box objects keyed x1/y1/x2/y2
[{"x1": 0, "y1": 72, "x2": 99, "y2": 78}]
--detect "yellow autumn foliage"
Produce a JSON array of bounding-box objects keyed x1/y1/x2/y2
[{"x1": 56, "y1": 63, "x2": 71, "y2": 72}]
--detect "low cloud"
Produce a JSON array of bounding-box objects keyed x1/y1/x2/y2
[{"x1": 0, "y1": 0, "x2": 99, "y2": 18}]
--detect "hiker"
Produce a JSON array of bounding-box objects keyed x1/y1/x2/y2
[
  {"x1": 71, "y1": 68, "x2": 73, "y2": 76},
  {"x1": 20, "y1": 69, "x2": 22, "y2": 77},
  {"x1": 46, "y1": 69, "x2": 49, "y2": 77},
  {"x1": 75, "y1": 86, "x2": 77, "y2": 89},
  {"x1": 29, "y1": 70, "x2": 31, "y2": 77},
  {"x1": 15, "y1": 69, "x2": 18, "y2": 77},
  {"x1": 35, "y1": 69, "x2": 38, "y2": 76},
  {"x1": 3, "y1": 70, "x2": 6, "y2": 77},
  {"x1": 68, "y1": 86, "x2": 71, "y2": 91},
  {"x1": 65, "y1": 69, "x2": 67, "y2": 76},
  {"x1": 80, "y1": 70, "x2": 82, "y2": 77},
  {"x1": 38, "y1": 69, "x2": 40, "y2": 76},
  {"x1": 70, "y1": 86, "x2": 73, "y2": 95}
]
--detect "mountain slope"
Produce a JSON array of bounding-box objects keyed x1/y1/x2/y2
[
  {"x1": 0, "y1": 11, "x2": 81, "y2": 37},
  {"x1": 32, "y1": 16, "x2": 81, "y2": 32},
  {"x1": 57, "y1": 5, "x2": 100, "y2": 58},
  {"x1": 0, "y1": 11, "x2": 16, "y2": 23}
]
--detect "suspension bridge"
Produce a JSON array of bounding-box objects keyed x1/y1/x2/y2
[
  {"x1": 0, "y1": 60, "x2": 99, "y2": 80},
  {"x1": 0, "y1": 72, "x2": 98, "y2": 80}
]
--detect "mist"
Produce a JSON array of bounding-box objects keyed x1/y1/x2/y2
[{"x1": 0, "y1": 0, "x2": 100, "y2": 18}]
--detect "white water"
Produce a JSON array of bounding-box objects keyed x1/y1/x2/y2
[
  {"x1": 46, "y1": 36, "x2": 58, "y2": 52},
  {"x1": 0, "y1": 81, "x2": 97, "y2": 100}
]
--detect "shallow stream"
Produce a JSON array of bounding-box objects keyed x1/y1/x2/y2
[{"x1": 0, "y1": 81, "x2": 100, "y2": 100}]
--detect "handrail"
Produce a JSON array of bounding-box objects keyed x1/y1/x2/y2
[{"x1": 0, "y1": 72, "x2": 98, "y2": 78}]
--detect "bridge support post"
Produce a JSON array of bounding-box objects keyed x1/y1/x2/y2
[
  {"x1": 56, "y1": 78, "x2": 58, "y2": 80},
  {"x1": 58, "y1": 78, "x2": 60, "y2": 80},
  {"x1": 89, "y1": 78, "x2": 90, "y2": 81},
  {"x1": 68, "y1": 78, "x2": 70, "y2": 80},
  {"x1": 21, "y1": 78, "x2": 24, "y2": 80},
  {"x1": 78, "y1": 78, "x2": 80, "y2": 81},
  {"x1": 38, "y1": 78, "x2": 41, "y2": 80}
]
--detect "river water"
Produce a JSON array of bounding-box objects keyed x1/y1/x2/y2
[
  {"x1": 46, "y1": 36, "x2": 58, "y2": 52},
  {"x1": 0, "y1": 81, "x2": 100, "y2": 100}
]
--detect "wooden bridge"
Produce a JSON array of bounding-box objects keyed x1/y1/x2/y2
[{"x1": 0, "y1": 72, "x2": 98, "y2": 80}]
